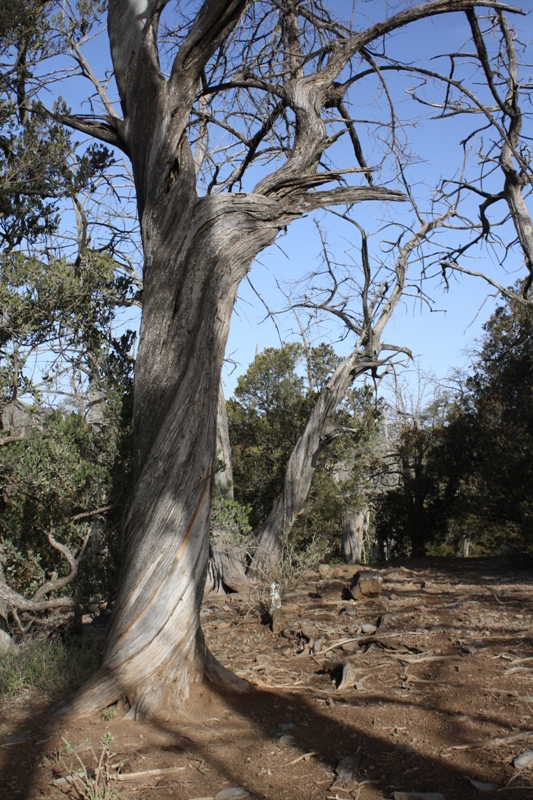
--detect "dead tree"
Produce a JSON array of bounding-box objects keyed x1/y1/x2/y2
[
  {"x1": 249, "y1": 209, "x2": 453, "y2": 575},
  {"x1": 44, "y1": 0, "x2": 527, "y2": 718}
]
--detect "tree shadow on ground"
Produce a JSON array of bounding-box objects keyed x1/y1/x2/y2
[{"x1": 3, "y1": 673, "x2": 528, "y2": 800}]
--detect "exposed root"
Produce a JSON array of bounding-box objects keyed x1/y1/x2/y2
[
  {"x1": 204, "y1": 647, "x2": 252, "y2": 694},
  {"x1": 54, "y1": 666, "x2": 122, "y2": 719}
]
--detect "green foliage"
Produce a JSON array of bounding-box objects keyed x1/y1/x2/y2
[
  {"x1": 228, "y1": 343, "x2": 318, "y2": 529},
  {"x1": 453, "y1": 291, "x2": 533, "y2": 553},
  {"x1": 375, "y1": 289, "x2": 533, "y2": 558},
  {"x1": 375, "y1": 424, "x2": 447, "y2": 558},
  {"x1": 210, "y1": 491, "x2": 251, "y2": 547},
  {"x1": 228, "y1": 343, "x2": 380, "y2": 559},
  {"x1": 0, "y1": 634, "x2": 101, "y2": 698},
  {"x1": 0, "y1": 407, "x2": 131, "y2": 603}
]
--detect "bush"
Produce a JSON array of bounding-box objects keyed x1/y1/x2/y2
[{"x1": 0, "y1": 635, "x2": 102, "y2": 699}]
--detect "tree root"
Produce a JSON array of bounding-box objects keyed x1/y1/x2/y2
[{"x1": 204, "y1": 647, "x2": 252, "y2": 694}]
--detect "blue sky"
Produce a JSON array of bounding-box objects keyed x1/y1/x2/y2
[{"x1": 39, "y1": 1, "x2": 533, "y2": 401}]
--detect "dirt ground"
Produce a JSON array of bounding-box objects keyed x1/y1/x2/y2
[{"x1": 1, "y1": 557, "x2": 533, "y2": 800}]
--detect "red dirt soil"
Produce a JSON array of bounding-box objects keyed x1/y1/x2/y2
[{"x1": 1, "y1": 557, "x2": 532, "y2": 800}]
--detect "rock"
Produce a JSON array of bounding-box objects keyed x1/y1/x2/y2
[
  {"x1": 316, "y1": 578, "x2": 347, "y2": 600},
  {"x1": 340, "y1": 607, "x2": 357, "y2": 617},
  {"x1": 350, "y1": 571, "x2": 383, "y2": 599},
  {"x1": 394, "y1": 743, "x2": 417, "y2": 754},
  {"x1": 361, "y1": 623, "x2": 377, "y2": 635},
  {"x1": 341, "y1": 641, "x2": 359, "y2": 655},
  {"x1": 392, "y1": 794, "x2": 445, "y2": 800},
  {"x1": 275, "y1": 734, "x2": 295, "y2": 745},
  {"x1": 0, "y1": 629, "x2": 15, "y2": 653},
  {"x1": 255, "y1": 653, "x2": 269, "y2": 666},
  {"x1": 513, "y1": 751, "x2": 533, "y2": 769},
  {"x1": 278, "y1": 723, "x2": 296, "y2": 731},
  {"x1": 467, "y1": 777, "x2": 497, "y2": 791},
  {"x1": 215, "y1": 789, "x2": 250, "y2": 800},
  {"x1": 331, "y1": 756, "x2": 358, "y2": 788}
]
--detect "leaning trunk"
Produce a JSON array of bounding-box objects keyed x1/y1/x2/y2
[
  {"x1": 248, "y1": 351, "x2": 379, "y2": 577},
  {"x1": 68, "y1": 193, "x2": 286, "y2": 718},
  {"x1": 214, "y1": 384, "x2": 234, "y2": 501}
]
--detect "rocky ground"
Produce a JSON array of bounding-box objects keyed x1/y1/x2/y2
[{"x1": 1, "y1": 557, "x2": 533, "y2": 800}]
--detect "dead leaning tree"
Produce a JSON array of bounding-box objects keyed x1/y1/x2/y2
[
  {"x1": 247, "y1": 208, "x2": 451, "y2": 576},
  {"x1": 250, "y1": 6, "x2": 533, "y2": 576},
  {"x1": 45, "y1": 0, "x2": 527, "y2": 719}
]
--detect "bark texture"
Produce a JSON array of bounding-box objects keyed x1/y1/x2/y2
[{"x1": 215, "y1": 384, "x2": 234, "y2": 501}]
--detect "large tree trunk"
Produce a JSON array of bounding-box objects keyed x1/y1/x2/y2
[
  {"x1": 68, "y1": 193, "x2": 286, "y2": 718},
  {"x1": 62, "y1": 0, "x2": 290, "y2": 719},
  {"x1": 248, "y1": 352, "x2": 380, "y2": 577}
]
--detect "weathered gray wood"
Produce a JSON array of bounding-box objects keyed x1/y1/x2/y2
[
  {"x1": 207, "y1": 544, "x2": 250, "y2": 594},
  {"x1": 215, "y1": 384, "x2": 234, "y2": 501}
]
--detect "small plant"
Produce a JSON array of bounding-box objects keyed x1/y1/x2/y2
[
  {"x1": 101, "y1": 705, "x2": 117, "y2": 722},
  {"x1": 60, "y1": 734, "x2": 121, "y2": 800}
]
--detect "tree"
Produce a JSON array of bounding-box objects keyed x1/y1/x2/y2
[
  {"x1": 0, "y1": 0, "x2": 139, "y2": 637},
  {"x1": 228, "y1": 342, "x2": 378, "y2": 569},
  {"x1": 228, "y1": 343, "x2": 321, "y2": 530},
  {"x1": 440, "y1": 290, "x2": 533, "y2": 554},
  {"x1": 26, "y1": 0, "x2": 528, "y2": 719}
]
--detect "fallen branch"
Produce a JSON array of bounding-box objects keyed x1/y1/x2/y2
[
  {"x1": 0, "y1": 434, "x2": 28, "y2": 446},
  {"x1": 392, "y1": 653, "x2": 461, "y2": 664},
  {"x1": 0, "y1": 582, "x2": 78, "y2": 612},
  {"x1": 448, "y1": 730, "x2": 533, "y2": 751},
  {"x1": 111, "y1": 766, "x2": 187, "y2": 781},
  {"x1": 286, "y1": 752, "x2": 318, "y2": 766}
]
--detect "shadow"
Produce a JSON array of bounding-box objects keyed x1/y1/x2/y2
[
  {"x1": 2, "y1": 554, "x2": 533, "y2": 799},
  {"x1": 0, "y1": 686, "x2": 73, "y2": 799}
]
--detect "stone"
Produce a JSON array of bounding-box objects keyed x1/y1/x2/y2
[
  {"x1": 341, "y1": 641, "x2": 359, "y2": 655},
  {"x1": 513, "y1": 751, "x2": 533, "y2": 769},
  {"x1": 275, "y1": 734, "x2": 295, "y2": 745},
  {"x1": 361, "y1": 623, "x2": 377, "y2": 635},
  {"x1": 316, "y1": 578, "x2": 347, "y2": 600},
  {"x1": 350, "y1": 571, "x2": 383, "y2": 599},
  {"x1": 467, "y1": 778, "x2": 497, "y2": 791},
  {"x1": 394, "y1": 743, "x2": 417, "y2": 754},
  {"x1": 215, "y1": 789, "x2": 250, "y2": 800}
]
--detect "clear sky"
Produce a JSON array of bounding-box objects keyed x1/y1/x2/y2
[{"x1": 40, "y1": 1, "x2": 533, "y2": 402}]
